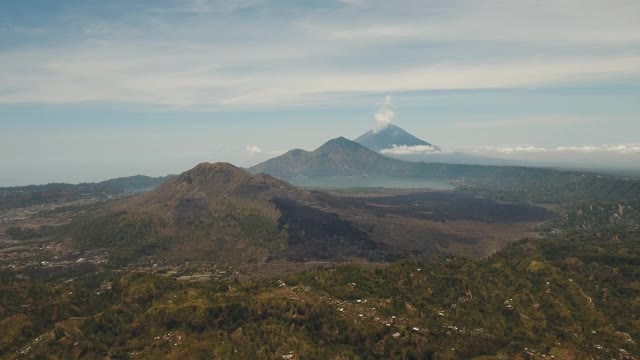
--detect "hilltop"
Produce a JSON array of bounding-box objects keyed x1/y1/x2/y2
[
  {"x1": 123, "y1": 162, "x2": 306, "y2": 207},
  {"x1": 68, "y1": 162, "x2": 393, "y2": 264}
]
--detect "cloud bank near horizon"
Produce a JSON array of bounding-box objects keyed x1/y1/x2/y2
[
  {"x1": 380, "y1": 145, "x2": 441, "y2": 155},
  {"x1": 461, "y1": 144, "x2": 640, "y2": 155}
]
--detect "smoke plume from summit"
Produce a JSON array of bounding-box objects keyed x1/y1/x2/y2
[{"x1": 374, "y1": 95, "x2": 395, "y2": 133}]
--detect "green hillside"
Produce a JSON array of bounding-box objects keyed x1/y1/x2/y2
[
  {"x1": 1, "y1": 228, "x2": 637, "y2": 359},
  {"x1": 69, "y1": 163, "x2": 303, "y2": 264}
]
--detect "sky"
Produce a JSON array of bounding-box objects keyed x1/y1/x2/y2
[{"x1": 1, "y1": 0, "x2": 640, "y2": 185}]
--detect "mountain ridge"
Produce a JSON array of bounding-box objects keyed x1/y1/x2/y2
[
  {"x1": 248, "y1": 137, "x2": 419, "y2": 178},
  {"x1": 70, "y1": 161, "x2": 394, "y2": 264},
  {"x1": 248, "y1": 137, "x2": 640, "y2": 204}
]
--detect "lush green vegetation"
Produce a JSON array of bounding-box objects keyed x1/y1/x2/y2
[
  {"x1": 69, "y1": 203, "x2": 288, "y2": 264},
  {"x1": 555, "y1": 201, "x2": 640, "y2": 230},
  {"x1": 71, "y1": 210, "x2": 172, "y2": 261},
  {"x1": 2, "y1": 227, "x2": 638, "y2": 359},
  {"x1": 5, "y1": 225, "x2": 61, "y2": 240},
  {"x1": 4, "y1": 161, "x2": 640, "y2": 359}
]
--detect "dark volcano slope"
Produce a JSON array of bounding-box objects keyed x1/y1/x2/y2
[{"x1": 271, "y1": 198, "x2": 403, "y2": 262}]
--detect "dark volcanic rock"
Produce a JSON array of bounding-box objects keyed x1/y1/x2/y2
[{"x1": 271, "y1": 198, "x2": 400, "y2": 262}]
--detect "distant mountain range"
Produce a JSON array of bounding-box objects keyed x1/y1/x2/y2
[
  {"x1": 248, "y1": 137, "x2": 420, "y2": 178},
  {"x1": 249, "y1": 136, "x2": 640, "y2": 203},
  {"x1": 99, "y1": 174, "x2": 175, "y2": 193},
  {"x1": 16, "y1": 137, "x2": 640, "y2": 268},
  {"x1": 248, "y1": 136, "x2": 524, "y2": 180},
  {"x1": 0, "y1": 174, "x2": 173, "y2": 210}
]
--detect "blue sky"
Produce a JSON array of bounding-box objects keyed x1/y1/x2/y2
[{"x1": 1, "y1": 0, "x2": 640, "y2": 185}]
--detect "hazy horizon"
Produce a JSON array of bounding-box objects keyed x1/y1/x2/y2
[{"x1": 2, "y1": 0, "x2": 640, "y2": 186}]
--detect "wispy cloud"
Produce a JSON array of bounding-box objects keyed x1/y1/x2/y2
[
  {"x1": 3, "y1": 48, "x2": 638, "y2": 108},
  {"x1": 152, "y1": 0, "x2": 266, "y2": 14},
  {"x1": 337, "y1": 0, "x2": 367, "y2": 7},
  {"x1": 454, "y1": 115, "x2": 591, "y2": 129},
  {"x1": 0, "y1": 0, "x2": 639, "y2": 108},
  {"x1": 323, "y1": 0, "x2": 640, "y2": 46}
]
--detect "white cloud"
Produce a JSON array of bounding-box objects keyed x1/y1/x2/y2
[
  {"x1": 245, "y1": 144, "x2": 262, "y2": 155},
  {"x1": 153, "y1": 0, "x2": 267, "y2": 14},
  {"x1": 465, "y1": 146, "x2": 549, "y2": 154},
  {"x1": 325, "y1": 0, "x2": 640, "y2": 46},
  {"x1": 337, "y1": 0, "x2": 367, "y2": 7},
  {"x1": 463, "y1": 144, "x2": 640, "y2": 155},
  {"x1": 2, "y1": 43, "x2": 638, "y2": 108},
  {"x1": 380, "y1": 145, "x2": 441, "y2": 155},
  {"x1": 555, "y1": 145, "x2": 640, "y2": 154},
  {"x1": 454, "y1": 116, "x2": 590, "y2": 129}
]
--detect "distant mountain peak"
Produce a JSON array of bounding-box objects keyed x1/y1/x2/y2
[
  {"x1": 356, "y1": 124, "x2": 440, "y2": 153},
  {"x1": 248, "y1": 137, "x2": 419, "y2": 178},
  {"x1": 318, "y1": 136, "x2": 364, "y2": 151},
  {"x1": 374, "y1": 123, "x2": 401, "y2": 133}
]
